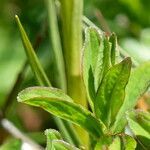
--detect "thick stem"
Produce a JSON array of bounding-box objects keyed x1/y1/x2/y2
[{"x1": 60, "y1": 0, "x2": 88, "y2": 147}]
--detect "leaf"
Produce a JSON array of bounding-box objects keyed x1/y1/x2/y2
[
  {"x1": 95, "y1": 58, "x2": 131, "y2": 127},
  {"x1": 109, "y1": 33, "x2": 119, "y2": 66},
  {"x1": 82, "y1": 28, "x2": 101, "y2": 108},
  {"x1": 17, "y1": 87, "x2": 106, "y2": 138},
  {"x1": 95, "y1": 136, "x2": 121, "y2": 150},
  {"x1": 15, "y1": 15, "x2": 51, "y2": 86},
  {"x1": 126, "y1": 110, "x2": 150, "y2": 149},
  {"x1": 123, "y1": 135, "x2": 137, "y2": 150},
  {"x1": 82, "y1": 28, "x2": 111, "y2": 109},
  {"x1": 94, "y1": 136, "x2": 113, "y2": 150},
  {"x1": 45, "y1": 129, "x2": 79, "y2": 150},
  {"x1": 0, "y1": 138, "x2": 22, "y2": 150},
  {"x1": 108, "y1": 136, "x2": 121, "y2": 150},
  {"x1": 52, "y1": 140, "x2": 80, "y2": 150},
  {"x1": 45, "y1": 129, "x2": 62, "y2": 150},
  {"x1": 112, "y1": 61, "x2": 150, "y2": 133}
]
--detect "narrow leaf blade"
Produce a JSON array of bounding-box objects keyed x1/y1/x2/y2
[{"x1": 15, "y1": 15, "x2": 50, "y2": 86}]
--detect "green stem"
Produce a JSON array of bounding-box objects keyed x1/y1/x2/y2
[
  {"x1": 60, "y1": 0, "x2": 86, "y2": 105},
  {"x1": 60, "y1": 0, "x2": 88, "y2": 147},
  {"x1": 46, "y1": 0, "x2": 67, "y2": 92}
]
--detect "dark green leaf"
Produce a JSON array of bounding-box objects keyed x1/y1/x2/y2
[
  {"x1": 17, "y1": 87, "x2": 106, "y2": 138},
  {"x1": 95, "y1": 58, "x2": 131, "y2": 127},
  {"x1": 112, "y1": 61, "x2": 150, "y2": 133},
  {"x1": 109, "y1": 33, "x2": 119, "y2": 66}
]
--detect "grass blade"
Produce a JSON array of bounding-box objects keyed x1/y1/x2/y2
[
  {"x1": 46, "y1": 0, "x2": 67, "y2": 91},
  {"x1": 15, "y1": 15, "x2": 50, "y2": 86}
]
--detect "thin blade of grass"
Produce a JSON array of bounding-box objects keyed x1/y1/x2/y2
[
  {"x1": 15, "y1": 15, "x2": 51, "y2": 87},
  {"x1": 46, "y1": 0, "x2": 67, "y2": 92}
]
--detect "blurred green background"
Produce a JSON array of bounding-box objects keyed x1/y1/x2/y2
[{"x1": 0, "y1": 0, "x2": 150, "y2": 144}]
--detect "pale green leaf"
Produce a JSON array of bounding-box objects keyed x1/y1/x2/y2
[
  {"x1": 82, "y1": 27, "x2": 101, "y2": 108},
  {"x1": 0, "y1": 138, "x2": 22, "y2": 150},
  {"x1": 45, "y1": 129, "x2": 62, "y2": 150},
  {"x1": 94, "y1": 136, "x2": 113, "y2": 150},
  {"x1": 82, "y1": 28, "x2": 111, "y2": 109},
  {"x1": 17, "y1": 87, "x2": 106, "y2": 138},
  {"x1": 45, "y1": 129, "x2": 79, "y2": 150},
  {"x1": 95, "y1": 58, "x2": 131, "y2": 127},
  {"x1": 126, "y1": 110, "x2": 150, "y2": 149},
  {"x1": 109, "y1": 137, "x2": 121, "y2": 150},
  {"x1": 123, "y1": 135, "x2": 137, "y2": 150},
  {"x1": 52, "y1": 140, "x2": 80, "y2": 150},
  {"x1": 15, "y1": 15, "x2": 50, "y2": 86},
  {"x1": 112, "y1": 61, "x2": 150, "y2": 133}
]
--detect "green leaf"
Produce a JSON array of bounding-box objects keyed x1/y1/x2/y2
[
  {"x1": 82, "y1": 28, "x2": 111, "y2": 109},
  {"x1": 17, "y1": 87, "x2": 106, "y2": 138},
  {"x1": 82, "y1": 28, "x2": 101, "y2": 108},
  {"x1": 123, "y1": 135, "x2": 137, "y2": 150},
  {"x1": 45, "y1": 129, "x2": 62, "y2": 150},
  {"x1": 109, "y1": 33, "x2": 119, "y2": 66},
  {"x1": 95, "y1": 58, "x2": 131, "y2": 127},
  {"x1": 112, "y1": 61, "x2": 150, "y2": 133},
  {"x1": 94, "y1": 136, "x2": 121, "y2": 150},
  {"x1": 52, "y1": 140, "x2": 80, "y2": 150},
  {"x1": 15, "y1": 15, "x2": 51, "y2": 86},
  {"x1": 126, "y1": 110, "x2": 150, "y2": 149},
  {"x1": 94, "y1": 136, "x2": 113, "y2": 150},
  {"x1": 45, "y1": 129, "x2": 79, "y2": 150},
  {"x1": 0, "y1": 138, "x2": 22, "y2": 150},
  {"x1": 109, "y1": 136, "x2": 121, "y2": 150}
]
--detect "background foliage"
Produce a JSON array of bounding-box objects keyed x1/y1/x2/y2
[{"x1": 0, "y1": 0, "x2": 150, "y2": 149}]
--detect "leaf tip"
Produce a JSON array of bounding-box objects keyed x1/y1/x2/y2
[{"x1": 15, "y1": 15, "x2": 19, "y2": 19}]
